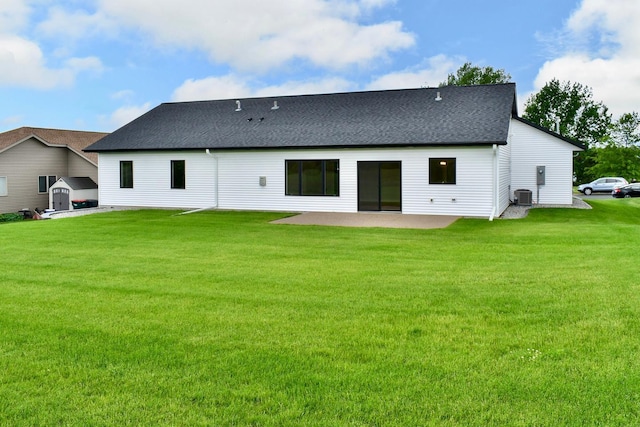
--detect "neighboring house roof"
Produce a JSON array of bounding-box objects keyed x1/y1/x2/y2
[
  {"x1": 86, "y1": 84, "x2": 520, "y2": 152},
  {"x1": 0, "y1": 127, "x2": 108, "y2": 164},
  {"x1": 56, "y1": 177, "x2": 98, "y2": 190}
]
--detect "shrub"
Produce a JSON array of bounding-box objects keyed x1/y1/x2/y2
[{"x1": 0, "y1": 213, "x2": 23, "y2": 223}]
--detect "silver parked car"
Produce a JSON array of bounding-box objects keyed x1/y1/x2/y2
[{"x1": 578, "y1": 177, "x2": 628, "y2": 195}]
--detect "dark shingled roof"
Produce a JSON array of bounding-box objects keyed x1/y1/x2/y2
[
  {"x1": 58, "y1": 177, "x2": 98, "y2": 190},
  {"x1": 86, "y1": 84, "x2": 518, "y2": 152}
]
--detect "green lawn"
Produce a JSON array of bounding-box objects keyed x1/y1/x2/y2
[{"x1": 1, "y1": 200, "x2": 639, "y2": 426}]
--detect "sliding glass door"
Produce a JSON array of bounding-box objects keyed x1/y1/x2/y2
[{"x1": 357, "y1": 161, "x2": 401, "y2": 211}]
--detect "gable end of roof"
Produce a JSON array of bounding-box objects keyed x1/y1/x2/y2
[
  {"x1": 513, "y1": 116, "x2": 586, "y2": 150},
  {"x1": 0, "y1": 127, "x2": 107, "y2": 163}
]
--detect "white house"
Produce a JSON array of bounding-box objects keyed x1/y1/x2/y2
[{"x1": 85, "y1": 84, "x2": 584, "y2": 219}]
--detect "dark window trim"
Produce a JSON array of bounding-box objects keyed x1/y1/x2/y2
[
  {"x1": 171, "y1": 160, "x2": 186, "y2": 189},
  {"x1": 429, "y1": 158, "x2": 457, "y2": 185},
  {"x1": 38, "y1": 175, "x2": 57, "y2": 193},
  {"x1": 285, "y1": 159, "x2": 340, "y2": 196},
  {"x1": 120, "y1": 161, "x2": 134, "y2": 189}
]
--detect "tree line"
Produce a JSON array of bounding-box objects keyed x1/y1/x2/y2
[{"x1": 441, "y1": 63, "x2": 640, "y2": 184}]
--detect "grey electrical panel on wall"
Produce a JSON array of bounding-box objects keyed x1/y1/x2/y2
[{"x1": 536, "y1": 166, "x2": 545, "y2": 185}]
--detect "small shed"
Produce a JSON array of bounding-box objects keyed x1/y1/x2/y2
[{"x1": 49, "y1": 177, "x2": 98, "y2": 211}]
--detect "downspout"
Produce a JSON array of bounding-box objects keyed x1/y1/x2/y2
[
  {"x1": 489, "y1": 144, "x2": 498, "y2": 221},
  {"x1": 177, "y1": 149, "x2": 219, "y2": 215},
  {"x1": 205, "y1": 149, "x2": 219, "y2": 208}
]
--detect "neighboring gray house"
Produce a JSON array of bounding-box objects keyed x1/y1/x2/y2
[
  {"x1": 85, "y1": 84, "x2": 584, "y2": 219},
  {"x1": 0, "y1": 127, "x2": 107, "y2": 213}
]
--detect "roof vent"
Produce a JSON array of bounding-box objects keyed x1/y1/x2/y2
[
  {"x1": 435, "y1": 92, "x2": 442, "y2": 101},
  {"x1": 235, "y1": 100, "x2": 242, "y2": 111},
  {"x1": 271, "y1": 101, "x2": 279, "y2": 110}
]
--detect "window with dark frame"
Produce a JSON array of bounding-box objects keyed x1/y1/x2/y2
[
  {"x1": 38, "y1": 176, "x2": 47, "y2": 193},
  {"x1": 38, "y1": 175, "x2": 57, "y2": 193},
  {"x1": 120, "y1": 161, "x2": 133, "y2": 188},
  {"x1": 429, "y1": 158, "x2": 456, "y2": 184},
  {"x1": 171, "y1": 160, "x2": 186, "y2": 189},
  {"x1": 285, "y1": 160, "x2": 339, "y2": 196}
]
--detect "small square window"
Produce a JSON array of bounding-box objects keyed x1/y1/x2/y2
[
  {"x1": 429, "y1": 158, "x2": 456, "y2": 184},
  {"x1": 38, "y1": 175, "x2": 57, "y2": 193}
]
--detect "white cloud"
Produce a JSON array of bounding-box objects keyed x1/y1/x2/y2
[
  {"x1": 87, "y1": 0, "x2": 414, "y2": 72},
  {"x1": 111, "y1": 89, "x2": 136, "y2": 101},
  {"x1": 0, "y1": 1, "x2": 30, "y2": 33},
  {"x1": 0, "y1": 35, "x2": 75, "y2": 88},
  {"x1": 36, "y1": 7, "x2": 118, "y2": 40},
  {"x1": 171, "y1": 74, "x2": 354, "y2": 102},
  {"x1": 359, "y1": 0, "x2": 396, "y2": 10},
  {"x1": 0, "y1": 34, "x2": 105, "y2": 88},
  {"x1": 0, "y1": 2, "x2": 105, "y2": 89},
  {"x1": 567, "y1": 0, "x2": 640, "y2": 52},
  {"x1": 533, "y1": 0, "x2": 640, "y2": 117},
  {"x1": 366, "y1": 54, "x2": 460, "y2": 90},
  {"x1": 172, "y1": 76, "x2": 254, "y2": 102},
  {"x1": 171, "y1": 55, "x2": 461, "y2": 103},
  {"x1": 105, "y1": 102, "x2": 152, "y2": 129},
  {"x1": 252, "y1": 78, "x2": 354, "y2": 98},
  {"x1": 66, "y1": 56, "x2": 104, "y2": 73},
  {"x1": 1, "y1": 114, "x2": 24, "y2": 127}
]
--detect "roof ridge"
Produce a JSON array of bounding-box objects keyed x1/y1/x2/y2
[
  {"x1": 1, "y1": 126, "x2": 108, "y2": 136},
  {"x1": 161, "y1": 83, "x2": 517, "y2": 106}
]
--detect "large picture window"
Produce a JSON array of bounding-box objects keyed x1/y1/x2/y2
[
  {"x1": 38, "y1": 175, "x2": 57, "y2": 193},
  {"x1": 120, "y1": 161, "x2": 133, "y2": 188},
  {"x1": 429, "y1": 158, "x2": 456, "y2": 184},
  {"x1": 171, "y1": 160, "x2": 186, "y2": 189},
  {"x1": 286, "y1": 160, "x2": 339, "y2": 196}
]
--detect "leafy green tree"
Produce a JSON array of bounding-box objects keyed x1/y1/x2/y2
[
  {"x1": 587, "y1": 145, "x2": 640, "y2": 182},
  {"x1": 611, "y1": 112, "x2": 640, "y2": 147},
  {"x1": 588, "y1": 113, "x2": 640, "y2": 182},
  {"x1": 523, "y1": 79, "x2": 611, "y2": 146},
  {"x1": 439, "y1": 62, "x2": 511, "y2": 86},
  {"x1": 522, "y1": 79, "x2": 612, "y2": 184}
]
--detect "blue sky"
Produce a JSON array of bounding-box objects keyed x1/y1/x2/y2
[{"x1": 1, "y1": 0, "x2": 638, "y2": 133}]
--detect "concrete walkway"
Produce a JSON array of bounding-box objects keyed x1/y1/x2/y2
[{"x1": 271, "y1": 212, "x2": 460, "y2": 229}]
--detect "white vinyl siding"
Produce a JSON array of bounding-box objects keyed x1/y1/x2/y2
[
  {"x1": 509, "y1": 119, "x2": 577, "y2": 205},
  {"x1": 99, "y1": 152, "x2": 217, "y2": 209},
  {"x1": 98, "y1": 146, "x2": 496, "y2": 217},
  {"x1": 498, "y1": 135, "x2": 512, "y2": 213},
  {"x1": 217, "y1": 147, "x2": 495, "y2": 216}
]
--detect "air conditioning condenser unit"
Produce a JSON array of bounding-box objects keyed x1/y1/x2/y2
[{"x1": 514, "y1": 189, "x2": 532, "y2": 206}]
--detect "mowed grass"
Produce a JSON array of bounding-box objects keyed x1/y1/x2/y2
[{"x1": 1, "y1": 200, "x2": 640, "y2": 426}]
